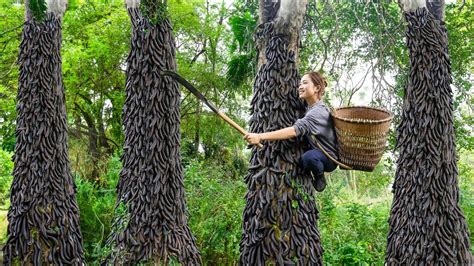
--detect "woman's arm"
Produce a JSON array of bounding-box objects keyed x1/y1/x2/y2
[{"x1": 244, "y1": 127, "x2": 297, "y2": 145}]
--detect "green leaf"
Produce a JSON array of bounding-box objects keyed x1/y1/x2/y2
[{"x1": 28, "y1": 0, "x2": 47, "y2": 21}]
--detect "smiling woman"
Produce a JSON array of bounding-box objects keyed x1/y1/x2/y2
[{"x1": 244, "y1": 71, "x2": 338, "y2": 192}]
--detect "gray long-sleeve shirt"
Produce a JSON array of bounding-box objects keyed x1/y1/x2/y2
[{"x1": 293, "y1": 101, "x2": 338, "y2": 159}]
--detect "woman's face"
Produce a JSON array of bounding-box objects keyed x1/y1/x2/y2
[{"x1": 298, "y1": 74, "x2": 319, "y2": 100}]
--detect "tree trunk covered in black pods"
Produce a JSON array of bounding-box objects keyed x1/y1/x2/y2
[
  {"x1": 240, "y1": 1, "x2": 324, "y2": 264},
  {"x1": 386, "y1": 7, "x2": 472, "y2": 265},
  {"x1": 105, "y1": 6, "x2": 200, "y2": 264},
  {"x1": 3, "y1": 11, "x2": 84, "y2": 265}
]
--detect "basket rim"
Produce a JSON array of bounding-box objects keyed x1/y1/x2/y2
[{"x1": 331, "y1": 106, "x2": 393, "y2": 124}]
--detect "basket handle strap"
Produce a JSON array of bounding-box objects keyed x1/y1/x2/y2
[{"x1": 311, "y1": 136, "x2": 353, "y2": 170}]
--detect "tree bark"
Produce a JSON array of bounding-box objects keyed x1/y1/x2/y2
[
  {"x1": 386, "y1": 2, "x2": 472, "y2": 264},
  {"x1": 240, "y1": 0, "x2": 325, "y2": 264},
  {"x1": 3, "y1": 0, "x2": 85, "y2": 263},
  {"x1": 97, "y1": 105, "x2": 112, "y2": 154},
  {"x1": 74, "y1": 103, "x2": 100, "y2": 180}
]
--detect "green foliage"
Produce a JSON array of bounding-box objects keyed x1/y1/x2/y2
[
  {"x1": 141, "y1": 0, "x2": 168, "y2": 25},
  {"x1": 445, "y1": 3, "x2": 473, "y2": 153},
  {"x1": 353, "y1": 158, "x2": 394, "y2": 198},
  {"x1": 227, "y1": 11, "x2": 256, "y2": 88},
  {"x1": 184, "y1": 159, "x2": 247, "y2": 264},
  {"x1": 28, "y1": 0, "x2": 46, "y2": 21},
  {"x1": 74, "y1": 155, "x2": 120, "y2": 262},
  {"x1": 0, "y1": 149, "x2": 13, "y2": 243},
  {"x1": 226, "y1": 53, "x2": 255, "y2": 90},
  {"x1": 0, "y1": 149, "x2": 13, "y2": 207},
  {"x1": 228, "y1": 11, "x2": 255, "y2": 53},
  {"x1": 315, "y1": 159, "x2": 395, "y2": 265},
  {"x1": 458, "y1": 152, "x2": 474, "y2": 249},
  {"x1": 0, "y1": 84, "x2": 16, "y2": 151},
  {"x1": 62, "y1": 1, "x2": 129, "y2": 148},
  {"x1": 182, "y1": 112, "x2": 249, "y2": 162},
  {"x1": 454, "y1": 111, "x2": 474, "y2": 152},
  {"x1": 0, "y1": 2, "x2": 23, "y2": 151},
  {"x1": 446, "y1": 4, "x2": 473, "y2": 105}
]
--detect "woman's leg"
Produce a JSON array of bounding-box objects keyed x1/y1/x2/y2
[{"x1": 301, "y1": 149, "x2": 336, "y2": 192}]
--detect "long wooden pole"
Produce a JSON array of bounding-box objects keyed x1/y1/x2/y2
[{"x1": 162, "y1": 70, "x2": 263, "y2": 148}]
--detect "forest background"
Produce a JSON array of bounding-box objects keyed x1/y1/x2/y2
[{"x1": 0, "y1": 0, "x2": 472, "y2": 264}]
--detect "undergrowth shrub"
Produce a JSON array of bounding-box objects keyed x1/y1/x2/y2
[
  {"x1": 184, "y1": 159, "x2": 246, "y2": 265},
  {"x1": 0, "y1": 149, "x2": 13, "y2": 208},
  {"x1": 75, "y1": 154, "x2": 120, "y2": 262}
]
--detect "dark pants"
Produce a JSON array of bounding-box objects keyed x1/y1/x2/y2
[{"x1": 301, "y1": 149, "x2": 337, "y2": 176}]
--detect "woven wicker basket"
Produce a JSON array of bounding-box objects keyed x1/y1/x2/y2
[{"x1": 331, "y1": 106, "x2": 393, "y2": 171}]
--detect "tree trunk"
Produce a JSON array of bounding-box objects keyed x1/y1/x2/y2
[
  {"x1": 194, "y1": 104, "x2": 201, "y2": 155},
  {"x1": 386, "y1": 1, "x2": 472, "y2": 264},
  {"x1": 3, "y1": 0, "x2": 85, "y2": 263},
  {"x1": 98, "y1": 105, "x2": 112, "y2": 154},
  {"x1": 74, "y1": 103, "x2": 101, "y2": 180},
  {"x1": 105, "y1": 1, "x2": 201, "y2": 264},
  {"x1": 72, "y1": 99, "x2": 114, "y2": 182},
  {"x1": 240, "y1": 0, "x2": 325, "y2": 264}
]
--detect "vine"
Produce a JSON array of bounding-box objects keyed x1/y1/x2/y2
[
  {"x1": 28, "y1": 0, "x2": 47, "y2": 21},
  {"x1": 140, "y1": 0, "x2": 168, "y2": 25}
]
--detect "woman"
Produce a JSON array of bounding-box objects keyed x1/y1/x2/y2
[{"x1": 244, "y1": 71, "x2": 338, "y2": 192}]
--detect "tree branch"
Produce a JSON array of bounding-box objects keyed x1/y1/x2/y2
[
  {"x1": 190, "y1": 49, "x2": 206, "y2": 66},
  {"x1": 69, "y1": 127, "x2": 120, "y2": 148}
]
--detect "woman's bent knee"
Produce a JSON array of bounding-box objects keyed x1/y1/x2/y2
[{"x1": 301, "y1": 150, "x2": 324, "y2": 173}]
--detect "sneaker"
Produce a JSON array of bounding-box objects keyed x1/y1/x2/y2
[{"x1": 313, "y1": 172, "x2": 327, "y2": 192}]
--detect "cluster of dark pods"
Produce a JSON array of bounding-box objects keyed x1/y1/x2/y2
[
  {"x1": 239, "y1": 22, "x2": 324, "y2": 265},
  {"x1": 3, "y1": 13, "x2": 84, "y2": 265},
  {"x1": 104, "y1": 8, "x2": 201, "y2": 265},
  {"x1": 386, "y1": 8, "x2": 472, "y2": 265}
]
